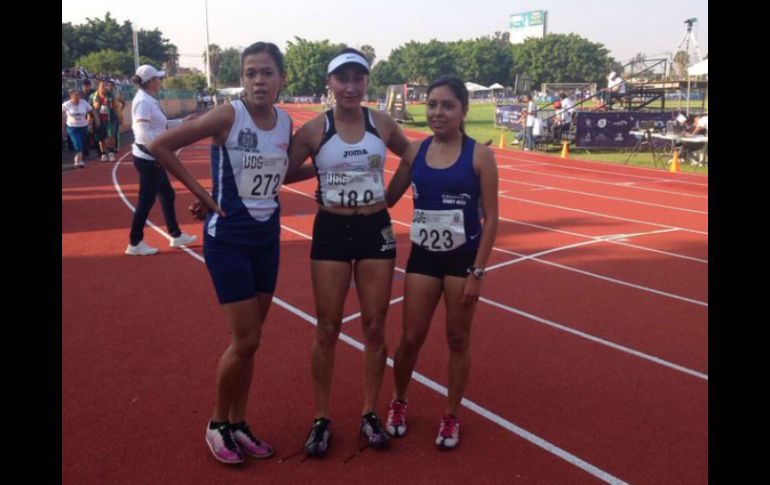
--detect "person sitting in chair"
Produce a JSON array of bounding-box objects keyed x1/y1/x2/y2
[
  {"x1": 689, "y1": 114, "x2": 707, "y2": 135},
  {"x1": 685, "y1": 114, "x2": 708, "y2": 165}
]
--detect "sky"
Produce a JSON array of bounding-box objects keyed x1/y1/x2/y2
[{"x1": 62, "y1": 0, "x2": 708, "y2": 72}]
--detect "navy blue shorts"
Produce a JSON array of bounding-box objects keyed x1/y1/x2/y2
[{"x1": 203, "y1": 235, "x2": 280, "y2": 304}]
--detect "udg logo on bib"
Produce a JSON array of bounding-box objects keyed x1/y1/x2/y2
[
  {"x1": 237, "y1": 128, "x2": 259, "y2": 153},
  {"x1": 243, "y1": 154, "x2": 264, "y2": 169},
  {"x1": 413, "y1": 211, "x2": 426, "y2": 224},
  {"x1": 343, "y1": 149, "x2": 368, "y2": 158},
  {"x1": 326, "y1": 172, "x2": 350, "y2": 185}
]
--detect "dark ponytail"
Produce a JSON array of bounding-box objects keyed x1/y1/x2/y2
[{"x1": 131, "y1": 75, "x2": 153, "y2": 91}]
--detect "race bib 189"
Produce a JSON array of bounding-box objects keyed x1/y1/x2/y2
[
  {"x1": 410, "y1": 209, "x2": 466, "y2": 252},
  {"x1": 321, "y1": 170, "x2": 385, "y2": 208},
  {"x1": 236, "y1": 154, "x2": 288, "y2": 200}
]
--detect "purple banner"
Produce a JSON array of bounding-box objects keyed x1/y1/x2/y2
[
  {"x1": 574, "y1": 111, "x2": 683, "y2": 148},
  {"x1": 495, "y1": 104, "x2": 525, "y2": 131}
]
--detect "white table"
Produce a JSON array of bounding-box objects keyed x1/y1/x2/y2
[{"x1": 651, "y1": 133, "x2": 708, "y2": 166}]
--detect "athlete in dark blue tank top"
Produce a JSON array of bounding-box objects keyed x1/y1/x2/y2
[
  {"x1": 383, "y1": 76, "x2": 499, "y2": 450},
  {"x1": 410, "y1": 134, "x2": 482, "y2": 253}
]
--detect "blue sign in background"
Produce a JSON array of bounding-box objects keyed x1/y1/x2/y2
[
  {"x1": 495, "y1": 104, "x2": 525, "y2": 131},
  {"x1": 573, "y1": 111, "x2": 685, "y2": 148}
]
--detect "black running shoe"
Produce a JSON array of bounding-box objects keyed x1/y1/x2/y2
[
  {"x1": 304, "y1": 418, "x2": 332, "y2": 457},
  {"x1": 361, "y1": 412, "x2": 390, "y2": 449}
]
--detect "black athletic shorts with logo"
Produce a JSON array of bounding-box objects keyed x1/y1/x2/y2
[
  {"x1": 311, "y1": 209, "x2": 397, "y2": 261},
  {"x1": 405, "y1": 243, "x2": 478, "y2": 279}
]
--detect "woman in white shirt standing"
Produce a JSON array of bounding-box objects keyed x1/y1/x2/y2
[
  {"x1": 521, "y1": 95, "x2": 536, "y2": 151},
  {"x1": 126, "y1": 64, "x2": 197, "y2": 256},
  {"x1": 62, "y1": 89, "x2": 95, "y2": 168}
]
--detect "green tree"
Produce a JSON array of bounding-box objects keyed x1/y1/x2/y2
[
  {"x1": 510, "y1": 33, "x2": 619, "y2": 89},
  {"x1": 75, "y1": 49, "x2": 153, "y2": 77},
  {"x1": 284, "y1": 37, "x2": 346, "y2": 95},
  {"x1": 452, "y1": 37, "x2": 513, "y2": 86},
  {"x1": 62, "y1": 23, "x2": 77, "y2": 69},
  {"x1": 359, "y1": 44, "x2": 376, "y2": 65},
  {"x1": 217, "y1": 47, "x2": 242, "y2": 86},
  {"x1": 672, "y1": 50, "x2": 690, "y2": 79},
  {"x1": 164, "y1": 44, "x2": 179, "y2": 77},
  {"x1": 492, "y1": 31, "x2": 510, "y2": 43},
  {"x1": 62, "y1": 13, "x2": 176, "y2": 70},
  {"x1": 165, "y1": 72, "x2": 207, "y2": 91},
  {"x1": 202, "y1": 44, "x2": 223, "y2": 86},
  {"x1": 371, "y1": 60, "x2": 403, "y2": 87},
  {"x1": 627, "y1": 52, "x2": 646, "y2": 74},
  {"x1": 389, "y1": 40, "x2": 457, "y2": 85}
]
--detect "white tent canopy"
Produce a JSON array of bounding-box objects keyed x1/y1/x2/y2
[
  {"x1": 488, "y1": 83, "x2": 505, "y2": 90},
  {"x1": 465, "y1": 82, "x2": 491, "y2": 92},
  {"x1": 685, "y1": 58, "x2": 708, "y2": 115},
  {"x1": 217, "y1": 87, "x2": 244, "y2": 96},
  {"x1": 687, "y1": 59, "x2": 708, "y2": 76}
]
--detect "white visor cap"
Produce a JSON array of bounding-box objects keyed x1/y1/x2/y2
[{"x1": 327, "y1": 53, "x2": 370, "y2": 75}]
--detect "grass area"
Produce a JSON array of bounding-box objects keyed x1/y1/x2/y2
[
  {"x1": 287, "y1": 102, "x2": 707, "y2": 173},
  {"x1": 637, "y1": 98, "x2": 708, "y2": 111},
  {"x1": 401, "y1": 103, "x2": 708, "y2": 174},
  {"x1": 564, "y1": 149, "x2": 708, "y2": 174}
]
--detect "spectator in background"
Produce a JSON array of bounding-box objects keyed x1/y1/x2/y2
[
  {"x1": 107, "y1": 80, "x2": 126, "y2": 152},
  {"x1": 607, "y1": 72, "x2": 627, "y2": 105},
  {"x1": 125, "y1": 64, "x2": 197, "y2": 256},
  {"x1": 690, "y1": 114, "x2": 708, "y2": 164},
  {"x1": 90, "y1": 80, "x2": 116, "y2": 162},
  {"x1": 62, "y1": 89, "x2": 97, "y2": 168},
  {"x1": 682, "y1": 115, "x2": 696, "y2": 132},
  {"x1": 689, "y1": 114, "x2": 708, "y2": 135},
  {"x1": 521, "y1": 95, "x2": 536, "y2": 151},
  {"x1": 554, "y1": 92, "x2": 575, "y2": 140},
  {"x1": 80, "y1": 79, "x2": 97, "y2": 160},
  {"x1": 596, "y1": 100, "x2": 609, "y2": 111},
  {"x1": 679, "y1": 114, "x2": 708, "y2": 165}
]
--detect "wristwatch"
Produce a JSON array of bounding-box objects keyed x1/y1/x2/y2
[{"x1": 467, "y1": 266, "x2": 486, "y2": 280}]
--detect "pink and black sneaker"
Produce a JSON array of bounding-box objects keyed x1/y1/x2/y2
[
  {"x1": 435, "y1": 414, "x2": 460, "y2": 450},
  {"x1": 386, "y1": 400, "x2": 408, "y2": 437},
  {"x1": 205, "y1": 421, "x2": 244, "y2": 464},
  {"x1": 230, "y1": 422, "x2": 274, "y2": 459}
]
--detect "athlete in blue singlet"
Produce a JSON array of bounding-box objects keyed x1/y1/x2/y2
[
  {"x1": 149, "y1": 42, "x2": 313, "y2": 465},
  {"x1": 385, "y1": 76, "x2": 499, "y2": 450}
]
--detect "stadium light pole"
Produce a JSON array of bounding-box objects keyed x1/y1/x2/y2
[
  {"x1": 132, "y1": 27, "x2": 140, "y2": 72},
  {"x1": 205, "y1": 0, "x2": 211, "y2": 89}
]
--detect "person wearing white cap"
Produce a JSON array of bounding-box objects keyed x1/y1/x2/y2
[
  {"x1": 288, "y1": 47, "x2": 411, "y2": 458},
  {"x1": 62, "y1": 88, "x2": 95, "y2": 168},
  {"x1": 125, "y1": 64, "x2": 197, "y2": 256}
]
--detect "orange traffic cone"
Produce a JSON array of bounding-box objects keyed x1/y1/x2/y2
[
  {"x1": 560, "y1": 140, "x2": 569, "y2": 158},
  {"x1": 499, "y1": 132, "x2": 506, "y2": 148},
  {"x1": 669, "y1": 149, "x2": 680, "y2": 173}
]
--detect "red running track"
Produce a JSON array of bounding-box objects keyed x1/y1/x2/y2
[{"x1": 62, "y1": 106, "x2": 707, "y2": 484}]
